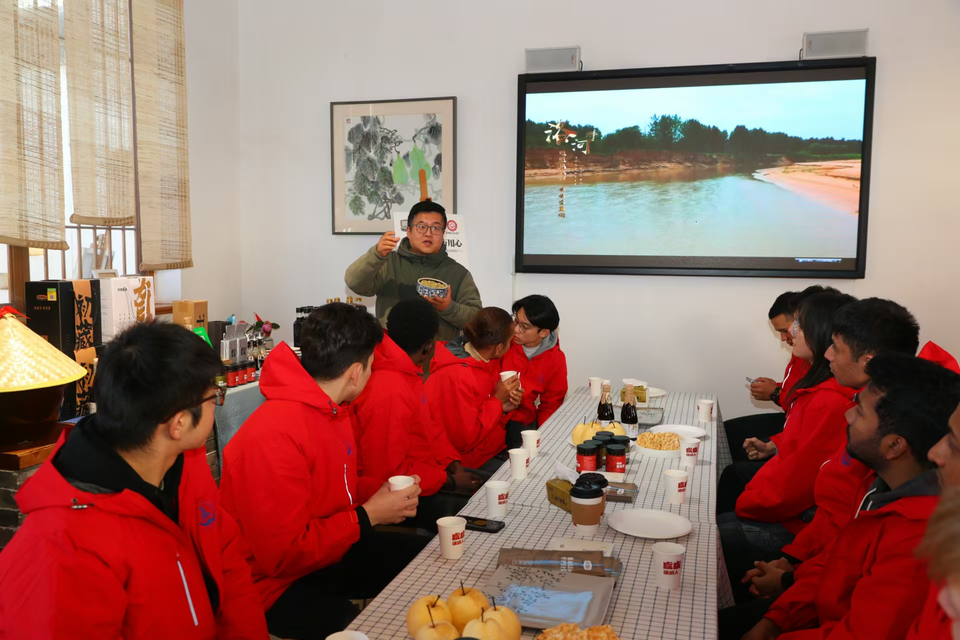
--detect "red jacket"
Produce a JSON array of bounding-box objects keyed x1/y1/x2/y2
[
  {"x1": 906, "y1": 583, "x2": 951, "y2": 640},
  {"x1": 780, "y1": 445, "x2": 873, "y2": 562},
  {"x1": 736, "y1": 377, "x2": 857, "y2": 531},
  {"x1": 780, "y1": 355, "x2": 811, "y2": 413},
  {"x1": 0, "y1": 430, "x2": 267, "y2": 640},
  {"x1": 353, "y1": 335, "x2": 459, "y2": 496},
  {"x1": 499, "y1": 337, "x2": 568, "y2": 427},
  {"x1": 220, "y1": 343, "x2": 382, "y2": 610},
  {"x1": 426, "y1": 340, "x2": 505, "y2": 469},
  {"x1": 766, "y1": 473, "x2": 938, "y2": 639}
]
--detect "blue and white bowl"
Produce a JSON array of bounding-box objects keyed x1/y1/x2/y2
[{"x1": 416, "y1": 277, "x2": 449, "y2": 298}]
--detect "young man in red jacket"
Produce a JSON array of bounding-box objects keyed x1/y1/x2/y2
[
  {"x1": 501, "y1": 294, "x2": 568, "y2": 449},
  {"x1": 220, "y1": 303, "x2": 425, "y2": 640},
  {"x1": 353, "y1": 299, "x2": 483, "y2": 515},
  {"x1": 736, "y1": 354, "x2": 960, "y2": 640},
  {"x1": 0, "y1": 322, "x2": 268, "y2": 640}
]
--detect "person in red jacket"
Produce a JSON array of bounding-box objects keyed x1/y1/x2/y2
[
  {"x1": 0, "y1": 322, "x2": 268, "y2": 640},
  {"x1": 426, "y1": 307, "x2": 521, "y2": 471},
  {"x1": 737, "y1": 353, "x2": 960, "y2": 640},
  {"x1": 353, "y1": 299, "x2": 483, "y2": 517},
  {"x1": 220, "y1": 303, "x2": 425, "y2": 640},
  {"x1": 500, "y1": 294, "x2": 568, "y2": 449}
]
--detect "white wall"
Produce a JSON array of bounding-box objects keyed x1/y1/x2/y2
[{"x1": 215, "y1": 0, "x2": 960, "y2": 419}]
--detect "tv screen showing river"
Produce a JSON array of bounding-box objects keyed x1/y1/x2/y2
[{"x1": 516, "y1": 60, "x2": 875, "y2": 277}]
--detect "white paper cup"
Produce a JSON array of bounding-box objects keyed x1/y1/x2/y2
[
  {"x1": 652, "y1": 542, "x2": 685, "y2": 590},
  {"x1": 500, "y1": 370, "x2": 520, "y2": 382},
  {"x1": 521, "y1": 430, "x2": 540, "y2": 460},
  {"x1": 588, "y1": 377, "x2": 603, "y2": 397},
  {"x1": 697, "y1": 399, "x2": 715, "y2": 423},
  {"x1": 325, "y1": 632, "x2": 369, "y2": 640},
  {"x1": 664, "y1": 469, "x2": 689, "y2": 505},
  {"x1": 679, "y1": 437, "x2": 700, "y2": 468},
  {"x1": 570, "y1": 495, "x2": 603, "y2": 537},
  {"x1": 388, "y1": 475, "x2": 415, "y2": 492},
  {"x1": 485, "y1": 480, "x2": 510, "y2": 519},
  {"x1": 437, "y1": 516, "x2": 467, "y2": 560},
  {"x1": 508, "y1": 448, "x2": 529, "y2": 480}
]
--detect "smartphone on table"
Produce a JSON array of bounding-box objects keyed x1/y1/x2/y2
[{"x1": 463, "y1": 516, "x2": 505, "y2": 533}]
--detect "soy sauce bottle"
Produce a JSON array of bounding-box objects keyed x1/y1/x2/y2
[
  {"x1": 621, "y1": 383, "x2": 639, "y2": 440},
  {"x1": 598, "y1": 383, "x2": 615, "y2": 422}
]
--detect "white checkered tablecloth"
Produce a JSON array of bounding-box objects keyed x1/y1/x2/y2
[{"x1": 349, "y1": 389, "x2": 733, "y2": 639}]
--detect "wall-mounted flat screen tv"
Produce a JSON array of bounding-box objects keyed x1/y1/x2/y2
[{"x1": 515, "y1": 58, "x2": 876, "y2": 278}]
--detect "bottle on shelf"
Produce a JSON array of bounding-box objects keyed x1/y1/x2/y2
[
  {"x1": 621, "y1": 383, "x2": 639, "y2": 440},
  {"x1": 293, "y1": 307, "x2": 304, "y2": 348},
  {"x1": 326, "y1": 298, "x2": 333, "y2": 304},
  {"x1": 597, "y1": 383, "x2": 615, "y2": 423},
  {"x1": 354, "y1": 297, "x2": 367, "y2": 312},
  {"x1": 346, "y1": 296, "x2": 354, "y2": 305},
  {"x1": 334, "y1": 297, "x2": 342, "y2": 303}
]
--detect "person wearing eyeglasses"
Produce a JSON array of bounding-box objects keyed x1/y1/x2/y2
[
  {"x1": 0, "y1": 322, "x2": 268, "y2": 639},
  {"x1": 345, "y1": 200, "x2": 482, "y2": 345}
]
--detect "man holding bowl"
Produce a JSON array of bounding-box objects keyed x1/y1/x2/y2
[{"x1": 345, "y1": 200, "x2": 482, "y2": 343}]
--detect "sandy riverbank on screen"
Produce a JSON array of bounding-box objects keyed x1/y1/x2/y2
[{"x1": 755, "y1": 160, "x2": 861, "y2": 214}]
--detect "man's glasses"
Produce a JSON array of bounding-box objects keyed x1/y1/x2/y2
[
  {"x1": 160, "y1": 387, "x2": 225, "y2": 423},
  {"x1": 413, "y1": 223, "x2": 444, "y2": 235},
  {"x1": 511, "y1": 314, "x2": 535, "y2": 333}
]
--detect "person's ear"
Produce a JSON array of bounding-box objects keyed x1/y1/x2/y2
[
  {"x1": 350, "y1": 362, "x2": 364, "y2": 386},
  {"x1": 860, "y1": 354, "x2": 874, "y2": 368},
  {"x1": 883, "y1": 434, "x2": 909, "y2": 461},
  {"x1": 167, "y1": 411, "x2": 189, "y2": 442},
  {"x1": 539, "y1": 329, "x2": 550, "y2": 339}
]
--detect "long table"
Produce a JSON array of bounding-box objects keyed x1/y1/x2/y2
[{"x1": 350, "y1": 388, "x2": 733, "y2": 639}]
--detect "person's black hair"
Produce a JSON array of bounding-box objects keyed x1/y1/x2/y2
[
  {"x1": 300, "y1": 303, "x2": 383, "y2": 381},
  {"x1": 768, "y1": 291, "x2": 798, "y2": 320},
  {"x1": 789, "y1": 285, "x2": 841, "y2": 315},
  {"x1": 463, "y1": 307, "x2": 514, "y2": 350},
  {"x1": 512, "y1": 294, "x2": 560, "y2": 332},
  {"x1": 788, "y1": 291, "x2": 858, "y2": 402},
  {"x1": 92, "y1": 321, "x2": 224, "y2": 451},
  {"x1": 866, "y1": 353, "x2": 960, "y2": 466},
  {"x1": 407, "y1": 200, "x2": 447, "y2": 228},
  {"x1": 387, "y1": 298, "x2": 439, "y2": 355},
  {"x1": 832, "y1": 298, "x2": 920, "y2": 360}
]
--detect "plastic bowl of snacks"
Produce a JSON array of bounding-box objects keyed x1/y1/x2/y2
[{"x1": 416, "y1": 277, "x2": 449, "y2": 298}]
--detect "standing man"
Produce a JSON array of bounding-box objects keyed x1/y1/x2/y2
[{"x1": 345, "y1": 200, "x2": 481, "y2": 341}]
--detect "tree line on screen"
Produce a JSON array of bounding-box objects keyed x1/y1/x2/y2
[{"x1": 525, "y1": 116, "x2": 861, "y2": 162}]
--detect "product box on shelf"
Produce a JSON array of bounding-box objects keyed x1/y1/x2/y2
[
  {"x1": 173, "y1": 300, "x2": 208, "y2": 330},
  {"x1": 100, "y1": 276, "x2": 155, "y2": 342},
  {"x1": 25, "y1": 280, "x2": 102, "y2": 356}
]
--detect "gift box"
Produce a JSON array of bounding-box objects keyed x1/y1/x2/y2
[
  {"x1": 173, "y1": 300, "x2": 208, "y2": 330},
  {"x1": 60, "y1": 345, "x2": 106, "y2": 420},
  {"x1": 25, "y1": 280, "x2": 102, "y2": 357},
  {"x1": 100, "y1": 277, "x2": 155, "y2": 342}
]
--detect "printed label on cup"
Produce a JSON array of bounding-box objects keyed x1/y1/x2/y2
[{"x1": 452, "y1": 531, "x2": 464, "y2": 546}]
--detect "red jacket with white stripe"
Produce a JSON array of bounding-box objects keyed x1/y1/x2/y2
[
  {"x1": 0, "y1": 430, "x2": 267, "y2": 640},
  {"x1": 425, "y1": 338, "x2": 505, "y2": 469},
  {"x1": 353, "y1": 334, "x2": 458, "y2": 496},
  {"x1": 499, "y1": 336, "x2": 568, "y2": 427},
  {"x1": 220, "y1": 343, "x2": 382, "y2": 610},
  {"x1": 736, "y1": 377, "x2": 857, "y2": 531}
]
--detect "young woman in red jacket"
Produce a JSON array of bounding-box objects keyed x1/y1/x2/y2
[
  {"x1": 0, "y1": 322, "x2": 268, "y2": 640},
  {"x1": 500, "y1": 294, "x2": 568, "y2": 449},
  {"x1": 426, "y1": 307, "x2": 522, "y2": 470}
]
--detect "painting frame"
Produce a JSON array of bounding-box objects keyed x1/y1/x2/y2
[{"x1": 331, "y1": 97, "x2": 457, "y2": 235}]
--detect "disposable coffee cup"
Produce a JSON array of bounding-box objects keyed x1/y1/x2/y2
[
  {"x1": 500, "y1": 370, "x2": 520, "y2": 383},
  {"x1": 388, "y1": 475, "x2": 415, "y2": 492},
  {"x1": 437, "y1": 516, "x2": 467, "y2": 560},
  {"x1": 325, "y1": 632, "x2": 369, "y2": 640},
  {"x1": 570, "y1": 484, "x2": 604, "y2": 537},
  {"x1": 588, "y1": 377, "x2": 603, "y2": 397},
  {"x1": 680, "y1": 437, "x2": 700, "y2": 468},
  {"x1": 485, "y1": 480, "x2": 510, "y2": 519},
  {"x1": 508, "y1": 448, "x2": 529, "y2": 480},
  {"x1": 652, "y1": 542, "x2": 685, "y2": 590},
  {"x1": 664, "y1": 469, "x2": 689, "y2": 505},
  {"x1": 521, "y1": 430, "x2": 540, "y2": 460},
  {"x1": 697, "y1": 399, "x2": 715, "y2": 423}
]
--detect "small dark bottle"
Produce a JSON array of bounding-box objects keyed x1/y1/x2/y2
[
  {"x1": 597, "y1": 383, "x2": 615, "y2": 422},
  {"x1": 620, "y1": 382, "x2": 639, "y2": 439}
]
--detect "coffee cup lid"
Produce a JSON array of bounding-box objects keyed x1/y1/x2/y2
[
  {"x1": 570, "y1": 483, "x2": 604, "y2": 499},
  {"x1": 577, "y1": 472, "x2": 608, "y2": 488}
]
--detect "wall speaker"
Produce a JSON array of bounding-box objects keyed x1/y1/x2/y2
[
  {"x1": 525, "y1": 46, "x2": 581, "y2": 73},
  {"x1": 803, "y1": 29, "x2": 869, "y2": 59}
]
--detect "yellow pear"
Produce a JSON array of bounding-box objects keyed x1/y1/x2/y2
[
  {"x1": 414, "y1": 620, "x2": 460, "y2": 640},
  {"x1": 462, "y1": 613, "x2": 506, "y2": 640},
  {"x1": 447, "y1": 586, "x2": 490, "y2": 633},
  {"x1": 606, "y1": 422, "x2": 626, "y2": 437},
  {"x1": 483, "y1": 604, "x2": 522, "y2": 640},
  {"x1": 572, "y1": 421, "x2": 605, "y2": 445},
  {"x1": 407, "y1": 596, "x2": 453, "y2": 638}
]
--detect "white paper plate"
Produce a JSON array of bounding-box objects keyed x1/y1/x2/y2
[
  {"x1": 636, "y1": 444, "x2": 681, "y2": 458},
  {"x1": 648, "y1": 425, "x2": 708, "y2": 439},
  {"x1": 608, "y1": 509, "x2": 692, "y2": 539}
]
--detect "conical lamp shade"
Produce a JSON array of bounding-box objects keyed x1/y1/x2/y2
[{"x1": 0, "y1": 307, "x2": 87, "y2": 393}]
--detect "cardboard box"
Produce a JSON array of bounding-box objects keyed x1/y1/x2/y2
[
  {"x1": 546, "y1": 478, "x2": 638, "y2": 513},
  {"x1": 173, "y1": 300, "x2": 208, "y2": 330},
  {"x1": 25, "y1": 280, "x2": 102, "y2": 356},
  {"x1": 100, "y1": 277, "x2": 155, "y2": 342}
]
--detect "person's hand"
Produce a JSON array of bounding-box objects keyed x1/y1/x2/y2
[
  {"x1": 495, "y1": 376, "x2": 521, "y2": 411},
  {"x1": 376, "y1": 231, "x2": 400, "y2": 257},
  {"x1": 422, "y1": 288, "x2": 452, "y2": 312},
  {"x1": 750, "y1": 377, "x2": 778, "y2": 401},
  {"x1": 766, "y1": 557, "x2": 795, "y2": 572},
  {"x1": 742, "y1": 617, "x2": 781, "y2": 640},
  {"x1": 747, "y1": 561, "x2": 787, "y2": 598},
  {"x1": 362, "y1": 479, "x2": 420, "y2": 525},
  {"x1": 743, "y1": 437, "x2": 777, "y2": 461},
  {"x1": 448, "y1": 461, "x2": 483, "y2": 493}
]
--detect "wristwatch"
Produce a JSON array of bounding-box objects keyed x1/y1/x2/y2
[{"x1": 771, "y1": 386, "x2": 782, "y2": 407}]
